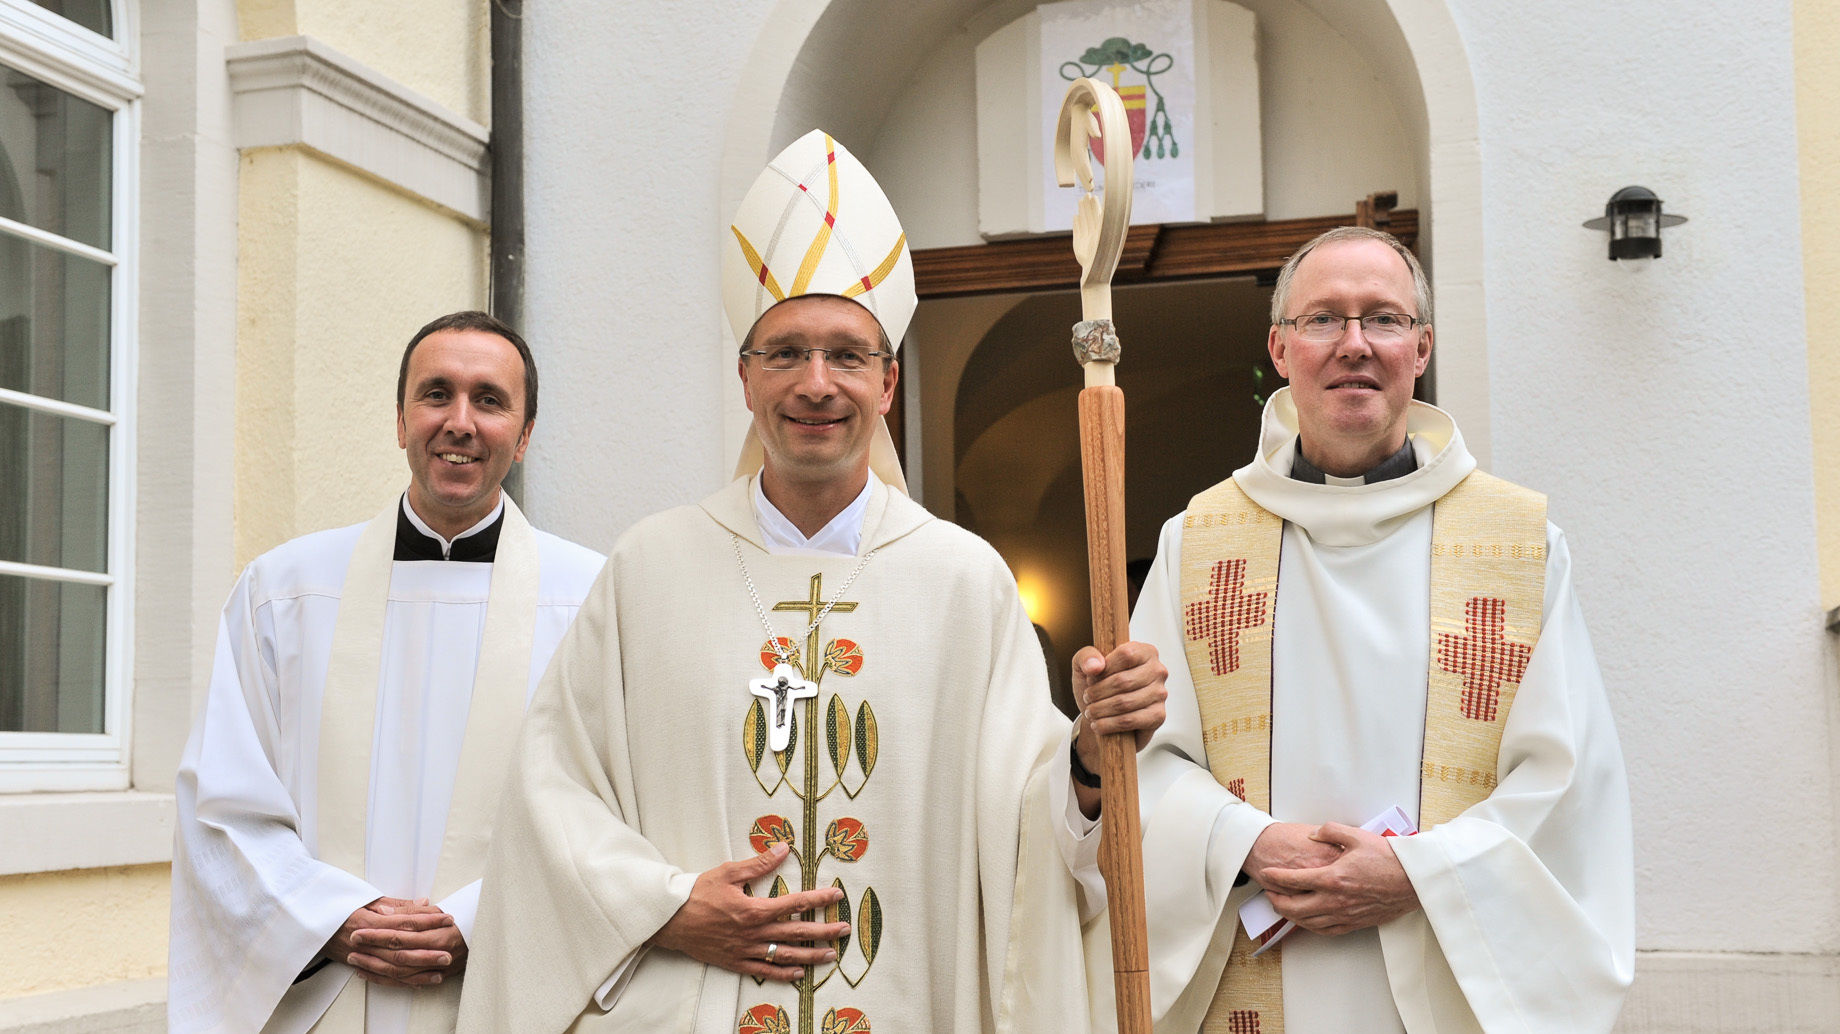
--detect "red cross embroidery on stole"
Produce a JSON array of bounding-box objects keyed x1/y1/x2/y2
[
  {"x1": 1227, "y1": 1010, "x2": 1261, "y2": 1033},
  {"x1": 1436, "y1": 596, "x2": 1533, "y2": 721},
  {"x1": 1185, "y1": 559, "x2": 1270, "y2": 675}
]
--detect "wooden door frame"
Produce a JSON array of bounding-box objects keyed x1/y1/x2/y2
[{"x1": 910, "y1": 193, "x2": 1414, "y2": 298}]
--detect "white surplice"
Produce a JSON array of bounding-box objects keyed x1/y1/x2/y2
[
  {"x1": 456, "y1": 476, "x2": 1098, "y2": 1034},
  {"x1": 168, "y1": 503, "x2": 604, "y2": 1034},
  {"x1": 1063, "y1": 391, "x2": 1634, "y2": 1033}
]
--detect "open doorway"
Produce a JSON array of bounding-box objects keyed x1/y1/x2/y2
[
  {"x1": 938, "y1": 276, "x2": 1270, "y2": 713},
  {"x1": 900, "y1": 202, "x2": 1418, "y2": 712}
]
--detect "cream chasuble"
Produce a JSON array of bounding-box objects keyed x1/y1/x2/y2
[
  {"x1": 1072, "y1": 390, "x2": 1633, "y2": 1034},
  {"x1": 169, "y1": 497, "x2": 605, "y2": 1034},
  {"x1": 457, "y1": 477, "x2": 1099, "y2": 1034}
]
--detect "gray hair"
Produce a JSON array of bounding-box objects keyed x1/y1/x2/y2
[{"x1": 1269, "y1": 226, "x2": 1432, "y2": 326}]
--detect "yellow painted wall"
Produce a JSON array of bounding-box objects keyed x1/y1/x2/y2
[
  {"x1": 1797, "y1": 0, "x2": 1840, "y2": 609},
  {"x1": 236, "y1": 148, "x2": 489, "y2": 568},
  {"x1": 0, "y1": 4, "x2": 491, "y2": 1023},
  {"x1": 0, "y1": 865, "x2": 169, "y2": 998},
  {"x1": 237, "y1": 0, "x2": 490, "y2": 122}
]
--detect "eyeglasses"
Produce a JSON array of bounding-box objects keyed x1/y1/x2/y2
[
  {"x1": 1276, "y1": 312, "x2": 1424, "y2": 343},
  {"x1": 741, "y1": 346, "x2": 895, "y2": 373}
]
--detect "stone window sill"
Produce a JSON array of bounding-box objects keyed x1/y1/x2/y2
[{"x1": 0, "y1": 791, "x2": 175, "y2": 876}]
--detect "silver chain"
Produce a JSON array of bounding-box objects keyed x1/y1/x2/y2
[{"x1": 730, "y1": 534, "x2": 879, "y2": 666}]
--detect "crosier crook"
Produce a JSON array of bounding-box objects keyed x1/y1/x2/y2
[{"x1": 1054, "y1": 77, "x2": 1152, "y2": 1034}]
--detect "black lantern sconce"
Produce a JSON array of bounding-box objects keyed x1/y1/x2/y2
[{"x1": 1582, "y1": 186, "x2": 1688, "y2": 260}]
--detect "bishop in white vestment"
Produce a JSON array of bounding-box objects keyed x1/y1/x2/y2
[
  {"x1": 459, "y1": 130, "x2": 1167, "y2": 1034},
  {"x1": 458, "y1": 473, "x2": 1102, "y2": 1033}
]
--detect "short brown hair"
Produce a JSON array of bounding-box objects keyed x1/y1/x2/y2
[{"x1": 397, "y1": 311, "x2": 539, "y2": 422}]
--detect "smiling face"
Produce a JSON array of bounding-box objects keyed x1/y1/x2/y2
[
  {"x1": 1268, "y1": 238, "x2": 1433, "y2": 475},
  {"x1": 396, "y1": 328, "x2": 532, "y2": 538},
  {"x1": 739, "y1": 295, "x2": 897, "y2": 495}
]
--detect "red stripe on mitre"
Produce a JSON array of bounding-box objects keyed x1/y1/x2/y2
[
  {"x1": 827, "y1": 151, "x2": 836, "y2": 164},
  {"x1": 859, "y1": 276, "x2": 874, "y2": 291},
  {"x1": 799, "y1": 183, "x2": 810, "y2": 192},
  {"x1": 824, "y1": 212, "x2": 836, "y2": 227},
  {"x1": 757, "y1": 267, "x2": 770, "y2": 285}
]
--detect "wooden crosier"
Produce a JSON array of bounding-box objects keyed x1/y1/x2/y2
[{"x1": 1055, "y1": 77, "x2": 1151, "y2": 1034}]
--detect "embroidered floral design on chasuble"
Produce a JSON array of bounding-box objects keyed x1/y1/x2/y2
[{"x1": 740, "y1": 573, "x2": 882, "y2": 1034}]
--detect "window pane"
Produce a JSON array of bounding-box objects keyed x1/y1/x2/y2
[
  {"x1": 0, "y1": 574, "x2": 105, "y2": 733},
  {"x1": 0, "y1": 231, "x2": 110, "y2": 409},
  {"x1": 0, "y1": 62, "x2": 112, "y2": 250},
  {"x1": 0, "y1": 402, "x2": 108, "y2": 573},
  {"x1": 21, "y1": 1, "x2": 112, "y2": 40}
]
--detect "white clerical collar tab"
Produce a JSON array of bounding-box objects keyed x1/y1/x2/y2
[
  {"x1": 401, "y1": 494, "x2": 505, "y2": 558},
  {"x1": 1234, "y1": 388, "x2": 1477, "y2": 546}
]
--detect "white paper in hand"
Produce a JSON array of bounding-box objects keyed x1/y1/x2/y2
[{"x1": 1238, "y1": 805, "x2": 1418, "y2": 955}]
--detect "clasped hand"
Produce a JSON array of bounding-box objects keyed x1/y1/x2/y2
[
  {"x1": 325, "y1": 896, "x2": 466, "y2": 987},
  {"x1": 1247, "y1": 821, "x2": 1421, "y2": 936},
  {"x1": 650, "y1": 843, "x2": 850, "y2": 983}
]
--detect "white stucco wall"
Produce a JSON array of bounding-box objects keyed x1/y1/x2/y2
[
  {"x1": 515, "y1": 0, "x2": 780, "y2": 548},
  {"x1": 520, "y1": 0, "x2": 1839, "y2": 1014},
  {"x1": 1451, "y1": 0, "x2": 1835, "y2": 957},
  {"x1": 867, "y1": 0, "x2": 1421, "y2": 251}
]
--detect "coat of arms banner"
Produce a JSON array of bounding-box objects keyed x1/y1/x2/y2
[
  {"x1": 974, "y1": 0, "x2": 1262, "y2": 238},
  {"x1": 1039, "y1": 0, "x2": 1199, "y2": 228}
]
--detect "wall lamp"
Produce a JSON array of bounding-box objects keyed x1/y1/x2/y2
[{"x1": 1582, "y1": 186, "x2": 1688, "y2": 260}]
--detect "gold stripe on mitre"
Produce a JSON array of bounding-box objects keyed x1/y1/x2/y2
[
  {"x1": 1177, "y1": 470, "x2": 1546, "y2": 1033},
  {"x1": 842, "y1": 233, "x2": 907, "y2": 299},
  {"x1": 721, "y1": 128, "x2": 917, "y2": 348},
  {"x1": 1177, "y1": 478, "x2": 1285, "y2": 1034}
]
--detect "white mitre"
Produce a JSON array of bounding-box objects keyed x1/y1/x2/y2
[{"x1": 723, "y1": 129, "x2": 916, "y2": 493}]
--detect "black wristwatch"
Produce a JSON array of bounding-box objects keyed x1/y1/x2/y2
[{"x1": 1069, "y1": 732, "x2": 1102, "y2": 788}]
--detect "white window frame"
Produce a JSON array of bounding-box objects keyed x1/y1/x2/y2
[{"x1": 0, "y1": 0, "x2": 140, "y2": 792}]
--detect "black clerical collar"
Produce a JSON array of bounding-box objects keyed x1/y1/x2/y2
[
  {"x1": 394, "y1": 498, "x2": 503, "y2": 562},
  {"x1": 1289, "y1": 437, "x2": 1418, "y2": 486}
]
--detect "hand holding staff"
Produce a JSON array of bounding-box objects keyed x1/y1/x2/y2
[{"x1": 1055, "y1": 77, "x2": 1152, "y2": 1034}]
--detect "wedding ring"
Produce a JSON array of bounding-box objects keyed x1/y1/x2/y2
[{"x1": 764, "y1": 942, "x2": 779, "y2": 964}]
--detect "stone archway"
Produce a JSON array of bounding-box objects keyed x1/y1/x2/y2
[{"x1": 717, "y1": 0, "x2": 1488, "y2": 473}]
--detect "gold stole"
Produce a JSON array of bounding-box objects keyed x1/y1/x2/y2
[
  {"x1": 309, "y1": 497, "x2": 540, "y2": 1033},
  {"x1": 1178, "y1": 471, "x2": 1545, "y2": 1034}
]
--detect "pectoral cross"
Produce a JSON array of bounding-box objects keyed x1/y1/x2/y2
[
  {"x1": 746, "y1": 574, "x2": 858, "y2": 752},
  {"x1": 751, "y1": 663, "x2": 818, "y2": 752}
]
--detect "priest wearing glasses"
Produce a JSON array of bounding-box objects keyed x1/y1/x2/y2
[
  {"x1": 169, "y1": 311, "x2": 606, "y2": 1033},
  {"x1": 457, "y1": 130, "x2": 1168, "y2": 1033},
  {"x1": 1070, "y1": 227, "x2": 1635, "y2": 1032}
]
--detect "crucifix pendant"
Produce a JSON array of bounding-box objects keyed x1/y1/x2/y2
[{"x1": 749, "y1": 663, "x2": 818, "y2": 752}]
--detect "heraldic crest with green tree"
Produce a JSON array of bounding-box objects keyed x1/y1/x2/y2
[
  {"x1": 1060, "y1": 35, "x2": 1178, "y2": 159},
  {"x1": 738, "y1": 573, "x2": 882, "y2": 1034}
]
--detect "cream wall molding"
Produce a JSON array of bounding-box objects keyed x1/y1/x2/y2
[
  {"x1": 0, "y1": 977, "x2": 164, "y2": 1033},
  {"x1": 1617, "y1": 950, "x2": 1840, "y2": 1032},
  {"x1": 225, "y1": 35, "x2": 490, "y2": 223},
  {"x1": 0, "y1": 791, "x2": 174, "y2": 876},
  {"x1": 0, "y1": 949, "x2": 1830, "y2": 1033}
]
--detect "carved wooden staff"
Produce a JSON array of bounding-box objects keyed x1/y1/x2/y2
[{"x1": 1055, "y1": 78, "x2": 1150, "y2": 1034}]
